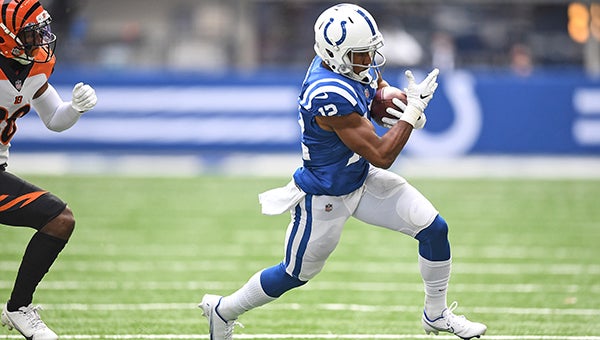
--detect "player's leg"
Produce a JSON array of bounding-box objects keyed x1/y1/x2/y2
[
  {"x1": 0, "y1": 170, "x2": 72, "y2": 340},
  {"x1": 415, "y1": 216, "x2": 486, "y2": 339},
  {"x1": 353, "y1": 167, "x2": 486, "y2": 339},
  {"x1": 199, "y1": 263, "x2": 306, "y2": 340},
  {"x1": 352, "y1": 167, "x2": 448, "y2": 313},
  {"x1": 200, "y1": 192, "x2": 357, "y2": 339}
]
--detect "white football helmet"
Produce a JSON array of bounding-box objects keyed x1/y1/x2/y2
[{"x1": 314, "y1": 3, "x2": 385, "y2": 84}]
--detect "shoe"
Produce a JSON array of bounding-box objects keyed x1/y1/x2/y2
[
  {"x1": 1, "y1": 303, "x2": 58, "y2": 340},
  {"x1": 199, "y1": 294, "x2": 242, "y2": 340},
  {"x1": 422, "y1": 301, "x2": 487, "y2": 340}
]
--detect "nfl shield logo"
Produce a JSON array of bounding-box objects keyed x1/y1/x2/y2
[{"x1": 15, "y1": 80, "x2": 22, "y2": 91}]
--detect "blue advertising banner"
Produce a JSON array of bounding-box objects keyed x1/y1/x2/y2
[{"x1": 11, "y1": 67, "x2": 600, "y2": 156}]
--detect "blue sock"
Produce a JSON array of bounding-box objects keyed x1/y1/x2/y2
[{"x1": 260, "y1": 262, "x2": 307, "y2": 297}]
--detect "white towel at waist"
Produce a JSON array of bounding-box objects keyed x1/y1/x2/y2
[{"x1": 258, "y1": 180, "x2": 306, "y2": 215}]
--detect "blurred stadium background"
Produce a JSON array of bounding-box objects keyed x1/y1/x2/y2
[{"x1": 8, "y1": 0, "x2": 600, "y2": 177}]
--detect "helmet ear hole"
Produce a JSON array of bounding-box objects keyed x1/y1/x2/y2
[{"x1": 326, "y1": 49, "x2": 334, "y2": 58}]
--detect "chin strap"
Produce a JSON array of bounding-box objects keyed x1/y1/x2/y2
[{"x1": 13, "y1": 54, "x2": 32, "y2": 65}]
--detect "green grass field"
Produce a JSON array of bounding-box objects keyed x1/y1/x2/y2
[{"x1": 1, "y1": 175, "x2": 599, "y2": 339}]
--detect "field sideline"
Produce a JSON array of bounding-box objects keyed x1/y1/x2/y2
[
  {"x1": 6, "y1": 153, "x2": 600, "y2": 178},
  {"x1": 1, "y1": 171, "x2": 599, "y2": 339}
]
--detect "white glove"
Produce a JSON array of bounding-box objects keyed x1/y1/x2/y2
[
  {"x1": 401, "y1": 68, "x2": 439, "y2": 127},
  {"x1": 381, "y1": 110, "x2": 426, "y2": 129},
  {"x1": 382, "y1": 97, "x2": 426, "y2": 129},
  {"x1": 414, "y1": 112, "x2": 426, "y2": 129},
  {"x1": 71, "y1": 82, "x2": 97, "y2": 113},
  {"x1": 380, "y1": 96, "x2": 407, "y2": 128}
]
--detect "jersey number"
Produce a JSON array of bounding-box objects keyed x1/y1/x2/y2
[
  {"x1": 318, "y1": 104, "x2": 338, "y2": 116},
  {"x1": 0, "y1": 105, "x2": 30, "y2": 145}
]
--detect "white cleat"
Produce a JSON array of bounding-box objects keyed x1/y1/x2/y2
[
  {"x1": 422, "y1": 301, "x2": 487, "y2": 340},
  {"x1": 1, "y1": 304, "x2": 58, "y2": 340},
  {"x1": 199, "y1": 294, "x2": 242, "y2": 340}
]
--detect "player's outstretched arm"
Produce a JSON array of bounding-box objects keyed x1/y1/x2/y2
[
  {"x1": 32, "y1": 82, "x2": 97, "y2": 132},
  {"x1": 316, "y1": 112, "x2": 413, "y2": 169}
]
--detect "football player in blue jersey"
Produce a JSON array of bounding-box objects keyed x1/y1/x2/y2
[{"x1": 199, "y1": 3, "x2": 486, "y2": 340}]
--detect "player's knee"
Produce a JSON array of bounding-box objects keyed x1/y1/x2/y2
[
  {"x1": 421, "y1": 215, "x2": 449, "y2": 240},
  {"x1": 260, "y1": 263, "x2": 307, "y2": 298},
  {"x1": 415, "y1": 215, "x2": 450, "y2": 261},
  {"x1": 40, "y1": 207, "x2": 75, "y2": 240}
]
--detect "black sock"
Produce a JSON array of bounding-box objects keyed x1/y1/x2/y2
[{"x1": 7, "y1": 232, "x2": 67, "y2": 312}]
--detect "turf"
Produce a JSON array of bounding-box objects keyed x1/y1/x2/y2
[{"x1": 1, "y1": 175, "x2": 599, "y2": 339}]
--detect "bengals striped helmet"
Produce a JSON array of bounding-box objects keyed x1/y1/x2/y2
[{"x1": 0, "y1": 0, "x2": 56, "y2": 63}]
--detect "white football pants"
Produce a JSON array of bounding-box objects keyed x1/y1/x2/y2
[{"x1": 282, "y1": 166, "x2": 438, "y2": 281}]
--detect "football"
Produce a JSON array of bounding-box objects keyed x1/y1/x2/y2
[{"x1": 370, "y1": 86, "x2": 407, "y2": 126}]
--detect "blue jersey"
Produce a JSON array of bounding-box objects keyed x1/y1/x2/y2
[{"x1": 293, "y1": 56, "x2": 378, "y2": 196}]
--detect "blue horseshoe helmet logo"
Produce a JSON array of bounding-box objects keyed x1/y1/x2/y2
[{"x1": 324, "y1": 18, "x2": 347, "y2": 46}]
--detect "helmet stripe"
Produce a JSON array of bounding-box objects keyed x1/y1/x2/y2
[
  {"x1": 10, "y1": 0, "x2": 23, "y2": 32},
  {"x1": 0, "y1": 3, "x2": 8, "y2": 28},
  {"x1": 19, "y1": 1, "x2": 41, "y2": 28},
  {"x1": 21, "y1": 1, "x2": 42, "y2": 25},
  {"x1": 356, "y1": 9, "x2": 376, "y2": 36}
]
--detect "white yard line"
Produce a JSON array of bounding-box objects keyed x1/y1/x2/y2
[
  {"x1": 2, "y1": 334, "x2": 600, "y2": 339},
  {"x1": 0, "y1": 302, "x2": 595, "y2": 316},
  {"x1": 1, "y1": 280, "x2": 598, "y2": 294},
  {"x1": 2, "y1": 260, "x2": 599, "y2": 275}
]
